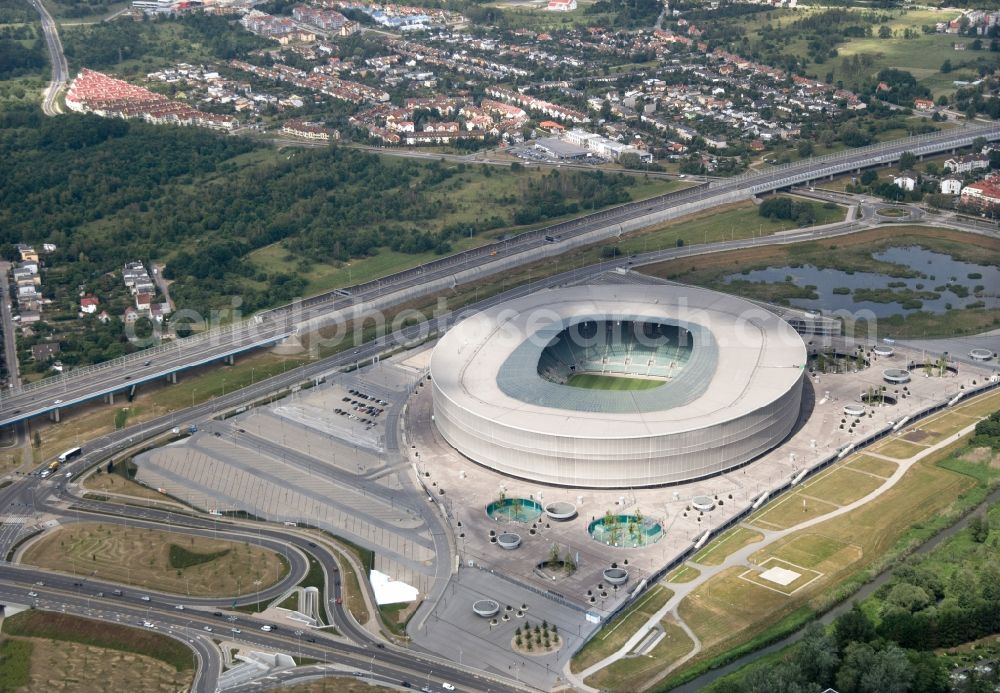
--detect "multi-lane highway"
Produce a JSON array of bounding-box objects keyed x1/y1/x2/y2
[
  {"x1": 4, "y1": 122, "x2": 1000, "y2": 428},
  {"x1": 29, "y1": 0, "x2": 68, "y2": 116}
]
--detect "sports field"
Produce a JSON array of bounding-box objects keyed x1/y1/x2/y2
[{"x1": 566, "y1": 373, "x2": 663, "y2": 391}]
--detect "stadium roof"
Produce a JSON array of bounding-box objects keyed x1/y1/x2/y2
[
  {"x1": 496, "y1": 314, "x2": 717, "y2": 414},
  {"x1": 431, "y1": 284, "x2": 807, "y2": 439}
]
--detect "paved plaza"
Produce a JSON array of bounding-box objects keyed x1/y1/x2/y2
[{"x1": 134, "y1": 361, "x2": 439, "y2": 594}]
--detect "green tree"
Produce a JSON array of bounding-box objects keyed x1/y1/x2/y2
[
  {"x1": 878, "y1": 25, "x2": 892, "y2": 39},
  {"x1": 836, "y1": 642, "x2": 913, "y2": 693},
  {"x1": 833, "y1": 604, "x2": 876, "y2": 652},
  {"x1": 898, "y1": 151, "x2": 917, "y2": 171},
  {"x1": 791, "y1": 622, "x2": 839, "y2": 685},
  {"x1": 968, "y1": 513, "x2": 989, "y2": 543}
]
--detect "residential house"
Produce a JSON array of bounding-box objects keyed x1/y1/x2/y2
[
  {"x1": 944, "y1": 153, "x2": 990, "y2": 173},
  {"x1": 940, "y1": 176, "x2": 963, "y2": 195},
  {"x1": 893, "y1": 172, "x2": 917, "y2": 192},
  {"x1": 960, "y1": 180, "x2": 1000, "y2": 207},
  {"x1": 16, "y1": 244, "x2": 38, "y2": 263},
  {"x1": 31, "y1": 342, "x2": 60, "y2": 362},
  {"x1": 80, "y1": 295, "x2": 100, "y2": 314}
]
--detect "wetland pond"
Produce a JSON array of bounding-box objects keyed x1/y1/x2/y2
[{"x1": 723, "y1": 246, "x2": 1000, "y2": 316}]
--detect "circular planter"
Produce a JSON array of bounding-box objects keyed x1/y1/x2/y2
[
  {"x1": 843, "y1": 404, "x2": 866, "y2": 417},
  {"x1": 587, "y1": 514, "x2": 663, "y2": 548},
  {"x1": 872, "y1": 345, "x2": 894, "y2": 357},
  {"x1": 544, "y1": 501, "x2": 577, "y2": 521},
  {"x1": 497, "y1": 533, "x2": 522, "y2": 550},
  {"x1": 883, "y1": 368, "x2": 911, "y2": 384},
  {"x1": 486, "y1": 498, "x2": 542, "y2": 524},
  {"x1": 603, "y1": 567, "x2": 629, "y2": 585},
  {"x1": 473, "y1": 599, "x2": 501, "y2": 618},
  {"x1": 691, "y1": 495, "x2": 715, "y2": 512},
  {"x1": 970, "y1": 348, "x2": 994, "y2": 362}
]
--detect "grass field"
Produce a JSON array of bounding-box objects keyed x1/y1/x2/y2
[
  {"x1": 584, "y1": 618, "x2": 694, "y2": 692},
  {"x1": 2, "y1": 611, "x2": 194, "y2": 672},
  {"x1": 825, "y1": 9, "x2": 1000, "y2": 96},
  {"x1": 665, "y1": 565, "x2": 700, "y2": 584},
  {"x1": 726, "y1": 6, "x2": 997, "y2": 97},
  {"x1": 0, "y1": 638, "x2": 32, "y2": 690},
  {"x1": 6, "y1": 634, "x2": 193, "y2": 690},
  {"x1": 616, "y1": 198, "x2": 844, "y2": 258},
  {"x1": 566, "y1": 373, "x2": 664, "y2": 391},
  {"x1": 378, "y1": 601, "x2": 418, "y2": 638},
  {"x1": 21, "y1": 523, "x2": 288, "y2": 597},
  {"x1": 82, "y1": 468, "x2": 184, "y2": 504},
  {"x1": 871, "y1": 438, "x2": 928, "y2": 460},
  {"x1": 673, "y1": 436, "x2": 979, "y2": 680},
  {"x1": 570, "y1": 584, "x2": 673, "y2": 674},
  {"x1": 846, "y1": 454, "x2": 899, "y2": 478},
  {"x1": 691, "y1": 527, "x2": 763, "y2": 567}
]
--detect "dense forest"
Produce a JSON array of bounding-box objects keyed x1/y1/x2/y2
[
  {"x1": 0, "y1": 38, "x2": 46, "y2": 80},
  {"x1": 61, "y1": 14, "x2": 271, "y2": 72},
  {"x1": 0, "y1": 109, "x2": 643, "y2": 317},
  {"x1": 0, "y1": 0, "x2": 35, "y2": 23}
]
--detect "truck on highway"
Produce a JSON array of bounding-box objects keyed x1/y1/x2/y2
[
  {"x1": 57, "y1": 446, "x2": 82, "y2": 463},
  {"x1": 48, "y1": 460, "x2": 60, "y2": 472}
]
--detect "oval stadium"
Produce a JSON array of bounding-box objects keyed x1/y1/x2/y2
[{"x1": 430, "y1": 284, "x2": 807, "y2": 488}]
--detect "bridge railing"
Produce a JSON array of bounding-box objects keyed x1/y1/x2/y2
[
  {"x1": 722, "y1": 122, "x2": 1000, "y2": 185},
  {"x1": 14, "y1": 318, "x2": 263, "y2": 395}
]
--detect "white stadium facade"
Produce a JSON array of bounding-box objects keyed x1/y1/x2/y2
[{"x1": 430, "y1": 285, "x2": 807, "y2": 488}]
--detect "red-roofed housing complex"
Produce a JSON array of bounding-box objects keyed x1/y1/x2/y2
[{"x1": 65, "y1": 69, "x2": 237, "y2": 130}]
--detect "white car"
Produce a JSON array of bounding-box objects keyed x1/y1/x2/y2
[
  {"x1": 142, "y1": 621, "x2": 155, "y2": 628},
  {"x1": 442, "y1": 685, "x2": 455, "y2": 691},
  {"x1": 203, "y1": 626, "x2": 213, "y2": 632},
  {"x1": 140, "y1": 595, "x2": 151, "y2": 602},
  {"x1": 174, "y1": 605, "x2": 184, "y2": 610},
  {"x1": 260, "y1": 625, "x2": 272, "y2": 632},
  {"x1": 27, "y1": 591, "x2": 37, "y2": 598}
]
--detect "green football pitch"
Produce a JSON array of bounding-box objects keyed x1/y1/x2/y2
[{"x1": 565, "y1": 373, "x2": 663, "y2": 391}]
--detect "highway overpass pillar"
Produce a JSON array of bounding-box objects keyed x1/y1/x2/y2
[
  {"x1": 224, "y1": 354, "x2": 235, "y2": 366},
  {"x1": 104, "y1": 392, "x2": 114, "y2": 405},
  {"x1": 168, "y1": 372, "x2": 178, "y2": 384},
  {"x1": 49, "y1": 408, "x2": 60, "y2": 423}
]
